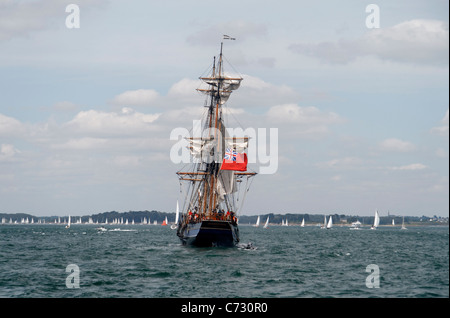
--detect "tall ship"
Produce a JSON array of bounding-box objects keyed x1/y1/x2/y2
[{"x1": 175, "y1": 39, "x2": 256, "y2": 247}]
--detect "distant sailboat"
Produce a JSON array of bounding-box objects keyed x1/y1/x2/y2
[
  {"x1": 350, "y1": 220, "x2": 361, "y2": 230},
  {"x1": 321, "y1": 215, "x2": 327, "y2": 229},
  {"x1": 401, "y1": 216, "x2": 407, "y2": 230},
  {"x1": 371, "y1": 210, "x2": 380, "y2": 230},
  {"x1": 65, "y1": 215, "x2": 71, "y2": 229},
  {"x1": 326, "y1": 215, "x2": 333, "y2": 229},
  {"x1": 392, "y1": 219, "x2": 395, "y2": 226},
  {"x1": 253, "y1": 215, "x2": 260, "y2": 227},
  {"x1": 300, "y1": 218, "x2": 305, "y2": 227},
  {"x1": 263, "y1": 216, "x2": 269, "y2": 229},
  {"x1": 162, "y1": 216, "x2": 168, "y2": 226},
  {"x1": 171, "y1": 201, "x2": 180, "y2": 230}
]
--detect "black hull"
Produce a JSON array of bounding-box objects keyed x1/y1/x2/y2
[{"x1": 177, "y1": 220, "x2": 239, "y2": 247}]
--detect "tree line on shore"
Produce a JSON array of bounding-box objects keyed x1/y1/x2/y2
[{"x1": 1, "y1": 211, "x2": 447, "y2": 225}]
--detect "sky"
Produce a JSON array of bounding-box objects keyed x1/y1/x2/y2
[{"x1": 0, "y1": 0, "x2": 448, "y2": 217}]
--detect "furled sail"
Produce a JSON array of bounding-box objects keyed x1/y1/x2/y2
[
  {"x1": 225, "y1": 139, "x2": 248, "y2": 152},
  {"x1": 186, "y1": 137, "x2": 216, "y2": 162}
]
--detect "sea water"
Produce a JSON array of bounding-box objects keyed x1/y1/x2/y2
[{"x1": 0, "y1": 224, "x2": 448, "y2": 298}]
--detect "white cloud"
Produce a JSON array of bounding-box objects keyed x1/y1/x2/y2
[
  {"x1": 290, "y1": 19, "x2": 449, "y2": 66},
  {"x1": 239, "y1": 74, "x2": 299, "y2": 103},
  {"x1": 64, "y1": 108, "x2": 161, "y2": 136},
  {"x1": 431, "y1": 109, "x2": 449, "y2": 136},
  {"x1": 51, "y1": 137, "x2": 108, "y2": 150},
  {"x1": 265, "y1": 104, "x2": 343, "y2": 138},
  {"x1": 0, "y1": 113, "x2": 26, "y2": 136},
  {"x1": 168, "y1": 78, "x2": 200, "y2": 97},
  {"x1": 317, "y1": 157, "x2": 363, "y2": 169},
  {"x1": 0, "y1": 143, "x2": 20, "y2": 161},
  {"x1": 390, "y1": 163, "x2": 428, "y2": 171},
  {"x1": 435, "y1": 148, "x2": 448, "y2": 158},
  {"x1": 216, "y1": 74, "x2": 301, "y2": 114},
  {"x1": 379, "y1": 138, "x2": 416, "y2": 152},
  {"x1": 112, "y1": 89, "x2": 160, "y2": 106}
]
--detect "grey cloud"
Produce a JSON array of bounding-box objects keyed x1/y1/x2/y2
[
  {"x1": 0, "y1": 0, "x2": 107, "y2": 41},
  {"x1": 289, "y1": 19, "x2": 449, "y2": 66}
]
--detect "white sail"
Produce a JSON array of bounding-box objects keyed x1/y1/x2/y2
[
  {"x1": 254, "y1": 215, "x2": 260, "y2": 227},
  {"x1": 372, "y1": 210, "x2": 380, "y2": 229},
  {"x1": 392, "y1": 219, "x2": 395, "y2": 226},
  {"x1": 263, "y1": 216, "x2": 269, "y2": 229},
  {"x1": 326, "y1": 215, "x2": 333, "y2": 229},
  {"x1": 216, "y1": 170, "x2": 237, "y2": 203},
  {"x1": 300, "y1": 218, "x2": 305, "y2": 227},
  {"x1": 171, "y1": 200, "x2": 180, "y2": 230},
  {"x1": 65, "y1": 215, "x2": 71, "y2": 229},
  {"x1": 225, "y1": 139, "x2": 248, "y2": 153},
  {"x1": 321, "y1": 215, "x2": 327, "y2": 229},
  {"x1": 199, "y1": 76, "x2": 242, "y2": 92},
  {"x1": 401, "y1": 216, "x2": 407, "y2": 230},
  {"x1": 187, "y1": 138, "x2": 211, "y2": 160}
]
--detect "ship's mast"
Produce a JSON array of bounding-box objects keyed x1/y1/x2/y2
[
  {"x1": 204, "y1": 42, "x2": 223, "y2": 217},
  {"x1": 177, "y1": 40, "x2": 253, "y2": 219}
]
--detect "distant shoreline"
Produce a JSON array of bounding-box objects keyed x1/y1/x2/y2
[{"x1": 1, "y1": 210, "x2": 448, "y2": 226}]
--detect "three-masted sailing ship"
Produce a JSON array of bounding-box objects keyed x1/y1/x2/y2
[{"x1": 175, "y1": 39, "x2": 256, "y2": 247}]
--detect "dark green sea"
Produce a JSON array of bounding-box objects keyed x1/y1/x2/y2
[{"x1": 0, "y1": 224, "x2": 448, "y2": 298}]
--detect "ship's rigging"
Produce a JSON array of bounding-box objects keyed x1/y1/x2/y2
[{"x1": 175, "y1": 39, "x2": 256, "y2": 246}]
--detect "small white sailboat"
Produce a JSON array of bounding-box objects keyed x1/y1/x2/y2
[
  {"x1": 326, "y1": 215, "x2": 333, "y2": 229},
  {"x1": 321, "y1": 215, "x2": 327, "y2": 229},
  {"x1": 371, "y1": 210, "x2": 380, "y2": 230},
  {"x1": 263, "y1": 216, "x2": 269, "y2": 229},
  {"x1": 300, "y1": 218, "x2": 305, "y2": 227},
  {"x1": 392, "y1": 219, "x2": 395, "y2": 226},
  {"x1": 401, "y1": 216, "x2": 407, "y2": 230},
  {"x1": 65, "y1": 215, "x2": 71, "y2": 229},
  {"x1": 253, "y1": 215, "x2": 260, "y2": 227},
  {"x1": 171, "y1": 200, "x2": 180, "y2": 230}
]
